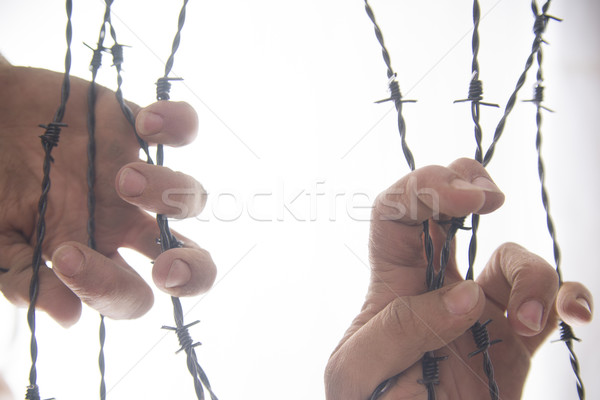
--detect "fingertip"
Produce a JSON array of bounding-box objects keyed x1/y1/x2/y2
[
  {"x1": 136, "y1": 109, "x2": 164, "y2": 136},
  {"x1": 52, "y1": 244, "x2": 85, "y2": 278},
  {"x1": 153, "y1": 248, "x2": 217, "y2": 297},
  {"x1": 442, "y1": 280, "x2": 483, "y2": 316},
  {"x1": 135, "y1": 101, "x2": 198, "y2": 147},
  {"x1": 514, "y1": 299, "x2": 544, "y2": 336},
  {"x1": 557, "y1": 282, "x2": 593, "y2": 326}
]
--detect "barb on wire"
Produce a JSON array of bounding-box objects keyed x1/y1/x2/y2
[
  {"x1": 468, "y1": 320, "x2": 501, "y2": 400},
  {"x1": 453, "y1": 2, "x2": 503, "y2": 398},
  {"x1": 102, "y1": 13, "x2": 153, "y2": 164},
  {"x1": 26, "y1": 2, "x2": 72, "y2": 400},
  {"x1": 481, "y1": 0, "x2": 559, "y2": 167},
  {"x1": 418, "y1": 352, "x2": 448, "y2": 400},
  {"x1": 362, "y1": 3, "x2": 453, "y2": 399},
  {"x1": 364, "y1": 0, "x2": 416, "y2": 172}
]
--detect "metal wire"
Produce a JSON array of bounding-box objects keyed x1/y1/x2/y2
[
  {"x1": 102, "y1": 7, "x2": 153, "y2": 164},
  {"x1": 151, "y1": 1, "x2": 217, "y2": 398},
  {"x1": 363, "y1": 2, "x2": 444, "y2": 398},
  {"x1": 85, "y1": 2, "x2": 115, "y2": 399},
  {"x1": 451, "y1": 3, "x2": 502, "y2": 398},
  {"x1": 26, "y1": 1, "x2": 72, "y2": 399},
  {"x1": 523, "y1": 2, "x2": 584, "y2": 398}
]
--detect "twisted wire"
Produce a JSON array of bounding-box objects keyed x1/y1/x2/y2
[
  {"x1": 364, "y1": 0, "x2": 416, "y2": 172},
  {"x1": 431, "y1": 217, "x2": 469, "y2": 290},
  {"x1": 86, "y1": 3, "x2": 115, "y2": 399},
  {"x1": 451, "y1": 4, "x2": 502, "y2": 398},
  {"x1": 482, "y1": 0, "x2": 558, "y2": 167},
  {"x1": 103, "y1": 10, "x2": 153, "y2": 164},
  {"x1": 26, "y1": 1, "x2": 72, "y2": 399},
  {"x1": 468, "y1": 320, "x2": 501, "y2": 399},
  {"x1": 363, "y1": 3, "x2": 451, "y2": 399},
  {"x1": 418, "y1": 352, "x2": 448, "y2": 400},
  {"x1": 153, "y1": 1, "x2": 217, "y2": 398},
  {"x1": 523, "y1": 3, "x2": 584, "y2": 397}
]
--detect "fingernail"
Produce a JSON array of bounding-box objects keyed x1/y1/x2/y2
[
  {"x1": 138, "y1": 111, "x2": 163, "y2": 136},
  {"x1": 119, "y1": 168, "x2": 146, "y2": 197},
  {"x1": 53, "y1": 246, "x2": 84, "y2": 278},
  {"x1": 471, "y1": 176, "x2": 502, "y2": 193},
  {"x1": 450, "y1": 178, "x2": 484, "y2": 192},
  {"x1": 576, "y1": 297, "x2": 592, "y2": 314},
  {"x1": 443, "y1": 281, "x2": 480, "y2": 315},
  {"x1": 517, "y1": 300, "x2": 544, "y2": 332},
  {"x1": 165, "y1": 259, "x2": 191, "y2": 288}
]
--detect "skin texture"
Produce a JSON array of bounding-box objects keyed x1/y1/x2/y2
[
  {"x1": 325, "y1": 158, "x2": 593, "y2": 400},
  {"x1": 0, "y1": 64, "x2": 216, "y2": 327}
]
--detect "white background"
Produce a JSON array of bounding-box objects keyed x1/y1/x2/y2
[{"x1": 0, "y1": 0, "x2": 598, "y2": 399}]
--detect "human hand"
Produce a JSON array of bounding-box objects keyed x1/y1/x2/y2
[
  {"x1": 0, "y1": 64, "x2": 216, "y2": 327},
  {"x1": 325, "y1": 158, "x2": 593, "y2": 400}
]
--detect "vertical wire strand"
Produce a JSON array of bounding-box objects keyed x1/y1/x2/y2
[
  {"x1": 154, "y1": 1, "x2": 217, "y2": 399},
  {"x1": 86, "y1": 3, "x2": 114, "y2": 399},
  {"x1": 454, "y1": 3, "x2": 500, "y2": 398},
  {"x1": 525, "y1": 2, "x2": 584, "y2": 397},
  {"x1": 26, "y1": 1, "x2": 72, "y2": 399},
  {"x1": 363, "y1": 2, "x2": 445, "y2": 399}
]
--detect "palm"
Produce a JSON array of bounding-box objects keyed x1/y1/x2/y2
[{"x1": 1, "y1": 66, "x2": 147, "y2": 259}]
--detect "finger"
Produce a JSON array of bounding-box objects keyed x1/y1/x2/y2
[
  {"x1": 135, "y1": 101, "x2": 198, "y2": 147},
  {"x1": 116, "y1": 162, "x2": 207, "y2": 219},
  {"x1": 51, "y1": 242, "x2": 154, "y2": 320},
  {"x1": 0, "y1": 233, "x2": 81, "y2": 327},
  {"x1": 152, "y1": 247, "x2": 217, "y2": 297},
  {"x1": 477, "y1": 242, "x2": 559, "y2": 336},
  {"x1": 370, "y1": 158, "x2": 504, "y2": 267},
  {"x1": 325, "y1": 281, "x2": 485, "y2": 400},
  {"x1": 446, "y1": 158, "x2": 505, "y2": 214},
  {"x1": 556, "y1": 281, "x2": 593, "y2": 326}
]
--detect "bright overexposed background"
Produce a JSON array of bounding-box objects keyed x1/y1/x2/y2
[{"x1": 0, "y1": 1, "x2": 598, "y2": 399}]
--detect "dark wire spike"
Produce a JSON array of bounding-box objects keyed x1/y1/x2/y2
[
  {"x1": 418, "y1": 351, "x2": 448, "y2": 398},
  {"x1": 364, "y1": 0, "x2": 416, "y2": 173},
  {"x1": 468, "y1": 320, "x2": 501, "y2": 400},
  {"x1": 102, "y1": 12, "x2": 153, "y2": 165},
  {"x1": 26, "y1": 2, "x2": 72, "y2": 399}
]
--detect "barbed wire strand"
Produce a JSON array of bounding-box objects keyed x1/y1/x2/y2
[
  {"x1": 153, "y1": 1, "x2": 217, "y2": 399},
  {"x1": 481, "y1": 1, "x2": 554, "y2": 168},
  {"x1": 103, "y1": 4, "x2": 154, "y2": 164},
  {"x1": 453, "y1": 2, "x2": 501, "y2": 398},
  {"x1": 85, "y1": 2, "x2": 115, "y2": 399},
  {"x1": 25, "y1": 1, "x2": 72, "y2": 399},
  {"x1": 523, "y1": 2, "x2": 584, "y2": 398},
  {"x1": 363, "y1": 2, "x2": 448, "y2": 399}
]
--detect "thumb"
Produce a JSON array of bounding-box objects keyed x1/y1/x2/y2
[{"x1": 325, "y1": 281, "x2": 485, "y2": 400}]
